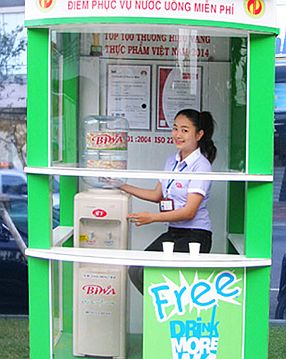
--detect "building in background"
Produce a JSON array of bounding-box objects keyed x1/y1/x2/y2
[
  {"x1": 0, "y1": 0, "x2": 26, "y2": 170},
  {"x1": 0, "y1": 0, "x2": 28, "y2": 315},
  {"x1": 274, "y1": 1, "x2": 286, "y2": 202}
]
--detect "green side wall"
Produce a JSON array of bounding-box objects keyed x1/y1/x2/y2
[
  {"x1": 27, "y1": 28, "x2": 52, "y2": 359},
  {"x1": 248, "y1": 35, "x2": 275, "y2": 175},
  {"x1": 243, "y1": 34, "x2": 275, "y2": 359}
]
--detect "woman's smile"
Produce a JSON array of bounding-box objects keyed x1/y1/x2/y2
[
  {"x1": 174, "y1": 138, "x2": 184, "y2": 146},
  {"x1": 172, "y1": 114, "x2": 204, "y2": 159}
]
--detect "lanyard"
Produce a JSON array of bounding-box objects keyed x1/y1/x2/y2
[{"x1": 165, "y1": 161, "x2": 188, "y2": 197}]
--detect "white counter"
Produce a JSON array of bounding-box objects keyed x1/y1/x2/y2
[
  {"x1": 26, "y1": 225, "x2": 270, "y2": 268},
  {"x1": 26, "y1": 246, "x2": 271, "y2": 268}
]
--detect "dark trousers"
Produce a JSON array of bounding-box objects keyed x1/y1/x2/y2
[{"x1": 128, "y1": 227, "x2": 212, "y2": 294}]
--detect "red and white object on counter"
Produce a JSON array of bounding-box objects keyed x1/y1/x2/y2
[{"x1": 80, "y1": 115, "x2": 129, "y2": 188}]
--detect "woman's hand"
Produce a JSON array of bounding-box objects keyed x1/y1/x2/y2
[
  {"x1": 127, "y1": 193, "x2": 204, "y2": 227},
  {"x1": 120, "y1": 182, "x2": 163, "y2": 203},
  {"x1": 100, "y1": 177, "x2": 125, "y2": 188},
  {"x1": 127, "y1": 212, "x2": 155, "y2": 226}
]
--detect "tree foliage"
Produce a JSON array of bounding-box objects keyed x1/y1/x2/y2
[{"x1": 0, "y1": 25, "x2": 27, "y2": 84}]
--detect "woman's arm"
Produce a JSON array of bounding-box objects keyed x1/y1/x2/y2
[
  {"x1": 120, "y1": 182, "x2": 163, "y2": 203},
  {"x1": 128, "y1": 192, "x2": 204, "y2": 226}
]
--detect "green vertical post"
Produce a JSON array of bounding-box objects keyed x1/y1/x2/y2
[
  {"x1": 248, "y1": 35, "x2": 275, "y2": 175},
  {"x1": 244, "y1": 34, "x2": 275, "y2": 359},
  {"x1": 59, "y1": 33, "x2": 80, "y2": 334},
  {"x1": 27, "y1": 28, "x2": 52, "y2": 359},
  {"x1": 227, "y1": 38, "x2": 247, "y2": 251},
  {"x1": 60, "y1": 33, "x2": 79, "y2": 229}
]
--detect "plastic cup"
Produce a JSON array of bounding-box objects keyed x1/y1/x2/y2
[
  {"x1": 189, "y1": 242, "x2": 201, "y2": 257},
  {"x1": 163, "y1": 242, "x2": 174, "y2": 255}
]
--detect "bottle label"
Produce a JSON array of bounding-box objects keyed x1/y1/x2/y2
[
  {"x1": 86, "y1": 131, "x2": 127, "y2": 150},
  {"x1": 86, "y1": 159, "x2": 127, "y2": 170}
]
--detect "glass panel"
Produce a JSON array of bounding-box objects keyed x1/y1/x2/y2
[
  {"x1": 60, "y1": 175, "x2": 230, "y2": 255},
  {"x1": 51, "y1": 260, "x2": 143, "y2": 359},
  {"x1": 50, "y1": 24, "x2": 248, "y2": 175}
]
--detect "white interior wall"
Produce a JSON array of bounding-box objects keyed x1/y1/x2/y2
[{"x1": 79, "y1": 52, "x2": 230, "y2": 334}]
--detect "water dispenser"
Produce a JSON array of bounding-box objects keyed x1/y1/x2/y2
[{"x1": 73, "y1": 189, "x2": 131, "y2": 358}]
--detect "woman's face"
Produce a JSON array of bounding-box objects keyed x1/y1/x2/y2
[{"x1": 172, "y1": 114, "x2": 204, "y2": 157}]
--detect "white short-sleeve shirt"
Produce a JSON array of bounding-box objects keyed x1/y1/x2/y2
[{"x1": 161, "y1": 148, "x2": 212, "y2": 231}]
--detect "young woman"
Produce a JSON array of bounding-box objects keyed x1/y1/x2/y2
[{"x1": 119, "y1": 108, "x2": 217, "y2": 293}]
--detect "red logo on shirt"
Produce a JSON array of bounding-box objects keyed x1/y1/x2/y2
[{"x1": 175, "y1": 182, "x2": 183, "y2": 189}]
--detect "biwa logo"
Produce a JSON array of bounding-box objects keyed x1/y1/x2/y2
[
  {"x1": 82, "y1": 284, "x2": 116, "y2": 296},
  {"x1": 93, "y1": 133, "x2": 122, "y2": 145},
  {"x1": 37, "y1": 0, "x2": 55, "y2": 11},
  {"x1": 244, "y1": 0, "x2": 265, "y2": 18},
  {"x1": 86, "y1": 131, "x2": 127, "y2": 150}
]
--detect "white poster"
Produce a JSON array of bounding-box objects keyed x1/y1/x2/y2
[
  {"x1": 157, "y1": 66, "x2": 202, "y2": 130},
  {"x1": 107, "y1": 64, "x2": 151, "y2": 130}
]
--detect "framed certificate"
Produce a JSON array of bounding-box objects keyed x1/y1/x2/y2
[
  {"x1": 107, "y1": 64, "x2": 152, "y2": 130},
  {"x1": 157, "y1": 66, "x2": 202, "y2": 130}
]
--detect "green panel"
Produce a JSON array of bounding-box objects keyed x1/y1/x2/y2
[
  {"x1": 57, "y1": 34, "x2": 79, "y2": 335},
  {"x1": 144, "y1": 267, "x2": 245, "y2": 359},
  {"x1": 52, "y1": 261, "x2": 60, "y2": 319},
  {"x1": 51, "y1": 34, "x2": 80, "y2": 336},
  {"x1": 62, "y1": 261, "x2": 74, "y2": 333},
  {"x1": 59, "y1": 29, "x2": 79, "y2": 222},
  {"x1": 60, "y1": 177, "x2": 77, "y2": 227},
  {"x1": 51, "y1": 46, "x2": 61, "y2": 162},
  {"x1": 227, "y1": 38, "x2": 247, "y2": 251},
  {"x1": 50, "y1": 33, "x2": 79, "y2": 165},
  {"x1": 229, "y1": 38, "x2": 247, "y2": 171},
  {"x1": 227, "y1": 240, "x2": 239, "y2": 254},
  {"x1": 244, "y1": 267, "x2": 270, "y2": 359},
  {"x1": 62, "y1": 33, "x2": 79, "y2": 165},
  {"x1": 27, "y1": 28, "x2": 49, "y2": 167},
  {"x1": 245, "y1": 182, "x2": 273, "y2": 258},
  {"x1": 248, "y1": 34, "x2": 275, "y2": 174},
  {"x1": 28, "y1": 174, "x2": 52, "y2": 249},
  {"x1": 227, "y1": 182, "x2": 245, "y2": 234},
  {"x1": 27, "y1": 29, "x2": 52, "y2": 359},
  {"x1": 25, "y1": 17, "x2": 279, "y2": 34},
  {"x1": 53, "y1": 332, "x2": 142, "y2": 359},
  {"x1": 28, "y1": 258, "x2": 51, "y2": 359}
]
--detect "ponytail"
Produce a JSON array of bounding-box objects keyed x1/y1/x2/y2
[
  {"x1": 198, "y1": 111, "x2": 217, "y2": 164},
  {"x1": 174, "y1": 109, "x2": 217, "y2": 163}
]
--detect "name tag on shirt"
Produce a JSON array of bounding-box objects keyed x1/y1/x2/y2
[{"x1": 159, "y1": 198, "x2": 174, "y2": 212}]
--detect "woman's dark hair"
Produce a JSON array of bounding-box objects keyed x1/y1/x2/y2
[{"x1": 175, "y1": 109, "x2": 217, "y2": 163}]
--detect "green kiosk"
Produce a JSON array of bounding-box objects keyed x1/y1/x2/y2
[{"x1": 25, "y1": 1, "x2": 277, "y2": 358}]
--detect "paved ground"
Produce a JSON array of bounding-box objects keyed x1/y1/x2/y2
[
  {"x1": 273, "y1": 201, "x2": 286, "y2": 224},
  {"x1": 270, "y1": 201, "x2": 286, "y2": 319}
]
